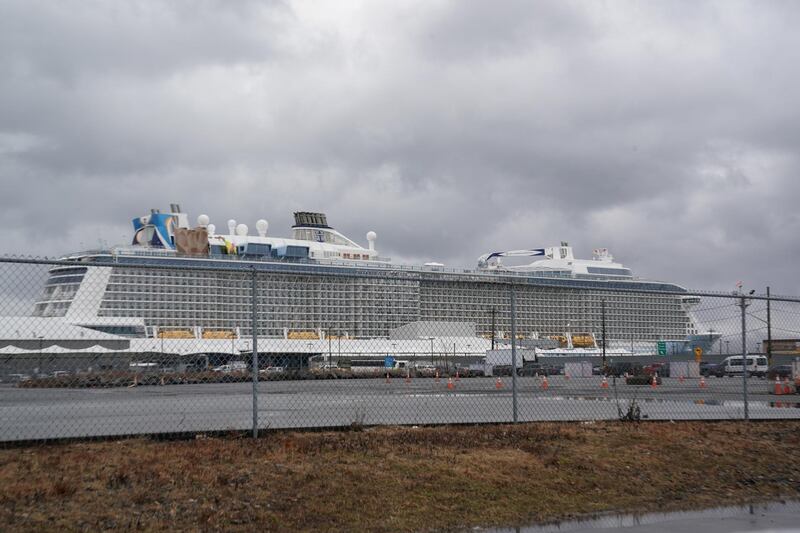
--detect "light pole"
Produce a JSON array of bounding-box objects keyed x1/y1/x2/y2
[{"x1": 725, "y1": 340, "x2": 730, "y2": 355}]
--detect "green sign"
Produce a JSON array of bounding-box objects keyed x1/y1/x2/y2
[{"x1": 657, "y1": 341, "x2": 667, "y2": 356}]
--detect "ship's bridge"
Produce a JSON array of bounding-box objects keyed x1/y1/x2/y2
[{"x1": 479, "y1": 244, "x2": 634, "y2": 279}]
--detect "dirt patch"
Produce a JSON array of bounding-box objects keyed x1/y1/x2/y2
[{"x1": 1, "y1": 422, "x2": 799, "y2": 532}]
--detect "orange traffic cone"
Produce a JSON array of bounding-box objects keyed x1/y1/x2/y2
[
  {"x1": 495, "y1": 376, "x2": 503, "y2": 389},
  {"x1": 699, "y1": 376, "x2": 707, "y2": 388},
  {"x1": 447, "y1": 377, "x2": 454, "y2": 390},
  {"x1": 774, "y1": 376, "x2": 784, "y2": 395},
  {"x1": 455, "y1": 370, "x2": 461, "y2": 382},
  {"x1": 601, "y1": 376, "x2": 609, "y2": 389},
  {"x1": 435, "y1": 369, "x2": 440, "y2": 383},
  {"x1": 541, "y1": 375, "x2": 549, "y2": 390},
  {"x1": 650, "y1": 373, "x2": 658, "y2": 389},
  {"x1": 783, "y1": 377, "x2": 792, "y2": 395}
]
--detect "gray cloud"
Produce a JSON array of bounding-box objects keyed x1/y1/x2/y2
[{"x1": 1, "y1": 0, "x2": 799, "y2": 295}]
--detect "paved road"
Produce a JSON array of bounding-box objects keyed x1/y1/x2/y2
[{"x1": 1, "y1": 376, "x2": 798, "y2": 441}]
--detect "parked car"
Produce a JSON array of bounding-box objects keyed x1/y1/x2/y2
[
  {"x1": 701, "y1": 363, "x2": 724, "y2": 377},
  {"x1": 604, "y1": 362, "x2": 643, "y2": 377},
  {"x1": 720, "y1": 356, "x2": 768, "y2": 378},
  {"x1": 260, "y1": 366, "x2": 285, "y2": 375},
  {"x1": 492, "y1": 365, "x2": 513, "y2": 376},
  {"x1": 412, "y1": 363, "x2": 438, "y2": 376},
  {"x1": 518, "y1": 363, "x2": 560, "y2": 376},
  {"x1": 767, "y1": 364, "x2": 793, "y2": 381},
  {"x1": 213, "y1": 361, "x2": 248, "y2": 373},
  {"x1": 642, "y1": 362, "x2": 669, "y2": 376}
]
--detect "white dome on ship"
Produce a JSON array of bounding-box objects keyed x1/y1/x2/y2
[
  {"x1": 197, "y1": 214, "x2": 210, "y2": 227},
  {"x1": 207, "y1": 223, "x2": 216, "y2": 236},
  {"x1": 256, "y1": 219, "x2": 268, "y2": 236},
  {"x1": 235, "y1": 223, "x2": 248, "y2": 236},
  {"x1": 366, "y1": 231, "x2": 377, "y2": 242}
]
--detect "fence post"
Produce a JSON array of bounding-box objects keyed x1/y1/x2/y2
[
  {"x1": 766, "y1": 286, "x2": 772, "y2": 367},
  {"x1": 251, "y1": 266, "x2": 259, "y2": 438},
  {"x1": 510, "y1": 283, "x2": 518, "y2": 423},
  {"x1": 739, "y1": 295, "x2": 749, "y2": 421}
]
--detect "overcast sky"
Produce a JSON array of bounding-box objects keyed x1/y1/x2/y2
[{"x1": 1, "y1": 0, "x2": 799, "y2": 295}]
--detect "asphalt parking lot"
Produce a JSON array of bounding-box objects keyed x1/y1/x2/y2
[{"x1": 1, "y1": 376, "x2": 798, "y2": 441}]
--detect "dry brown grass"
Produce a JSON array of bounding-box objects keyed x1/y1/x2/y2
[{"x1": 1, "y1": 422, "x2": 800, "y2": 532}]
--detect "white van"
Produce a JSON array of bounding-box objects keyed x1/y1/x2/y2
[{"x1": 721, "y1": 356, "x2": 768, "y2": 377}]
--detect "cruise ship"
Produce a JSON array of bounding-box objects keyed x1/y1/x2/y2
[{"x1": 32, "y1": 204, "x2": 718, "y2": 356}]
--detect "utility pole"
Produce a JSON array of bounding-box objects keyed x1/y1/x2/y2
[{"x1": 767, "y1": 286, "x2": 772, "y2": 366}]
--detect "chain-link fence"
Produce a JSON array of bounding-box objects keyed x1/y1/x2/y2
[{"x1": 2, "y1": 256, "x2": 800, "y2": 442}]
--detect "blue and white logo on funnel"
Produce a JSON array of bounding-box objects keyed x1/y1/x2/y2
[{"x1": 132, "y1": 213, "x2": 177, "y2": 248}]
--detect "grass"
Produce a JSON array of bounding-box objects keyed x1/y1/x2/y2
[{"x1": 1, "y1": 421, "x2": 799, "y2": 531}]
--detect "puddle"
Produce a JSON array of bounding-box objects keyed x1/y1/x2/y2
[
  {"x1": 473, "y1": 501, "x2": 800, "y2": 532},
  {"x1": 538, "y1": 396, "x2": 800, "y2": 409}
]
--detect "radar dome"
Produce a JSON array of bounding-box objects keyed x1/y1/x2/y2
[
  {"x1": 236, "y1": 223, "x2": 249, "y2": 236},
  {"x1": 366, "y1": 231, "x2": 377, "y2": 241},
  {"x1": 197, "y1": 214, "x2": 210, "y2": 227},
  {"x1": 227, "y1": 219, "x2": 236, "y2": 234},
  {"x1": 207, "y1": 223, "x2": 216, "y2": 236},
  {"x1": 256, "y1": 219, "x2": 269, "y2": 236}
]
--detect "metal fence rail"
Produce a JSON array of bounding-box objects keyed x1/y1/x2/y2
[{"x1": 1, "y1": 256, "x2": 799, "y2": 443}]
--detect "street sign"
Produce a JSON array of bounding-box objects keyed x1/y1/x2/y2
[
  {"x1": 657, "y1": 341, "x2": 667, "y2": 356},
  {"x1": 694, "y1": 346, "x2": 703, "y2": 362}
]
